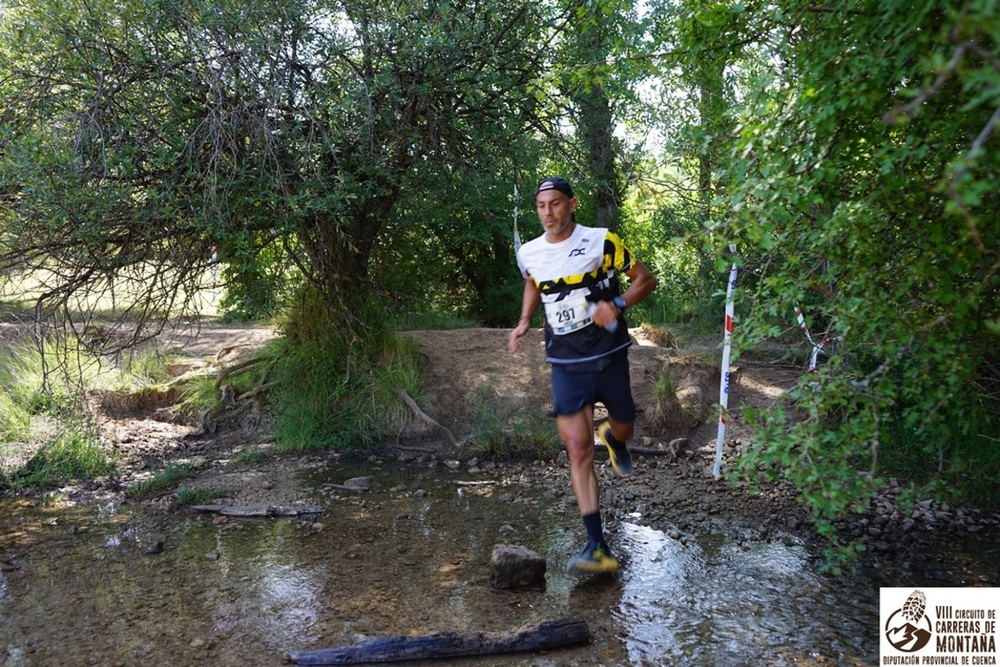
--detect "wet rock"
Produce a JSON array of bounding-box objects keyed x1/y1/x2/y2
[
  {"x1": 322, "y1": 476, "x2": 373, "y2": 493},
  {"x1": 490, "y1": 544, "x2": 546, "y2": 589},
  {"x1": 144, "y1": 540, "x2": 164, "y2": 555},
  {"x1": 343, "y1": 476, "x2": 373, "y2": 491}
]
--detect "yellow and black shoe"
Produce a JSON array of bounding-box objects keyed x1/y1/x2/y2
[
  {"x1": 567, "y1": 541, "x2": 619, "y2": 575},
  {"x1": 597, "y1": 422, "x2": 632, "y2": 477}
]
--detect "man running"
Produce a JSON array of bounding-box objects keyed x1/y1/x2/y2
[{"x1": 507, "y1": 176, "x2": 657, "y2": 574}]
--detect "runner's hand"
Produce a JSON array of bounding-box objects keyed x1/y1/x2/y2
[
  {"x1": 508, "y1": 320, "x2": 531, "y2": 354},
  {"x1": 591, "y1": 300, "x2": 621, "y2": 330}
]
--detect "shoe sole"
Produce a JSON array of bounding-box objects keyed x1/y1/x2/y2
[{"x1": 598, "y1": 424, "x2": 632, "y2": 477}]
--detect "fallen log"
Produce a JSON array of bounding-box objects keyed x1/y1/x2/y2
[
  {"x1": 287, "y1": 617, "x2": 590, "y2": 665},
  {"x1": 188, "y1": 504, "x2": 324, "y2": 517}
]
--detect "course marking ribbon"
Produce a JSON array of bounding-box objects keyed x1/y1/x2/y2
[{"x1": 795, "y1": 305, "x2": 842, "y2": 373}]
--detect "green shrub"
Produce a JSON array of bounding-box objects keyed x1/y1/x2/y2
[
  {"x1": 268, "y1": 292, "x2": 426, "y2": 452},
  {"x1": 467, "y1": 383, "x2": 561, "y2": 460}
]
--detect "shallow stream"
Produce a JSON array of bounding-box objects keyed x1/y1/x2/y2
[{"x1": 1, "y1": 459, "x2": 996, "y2": 666}]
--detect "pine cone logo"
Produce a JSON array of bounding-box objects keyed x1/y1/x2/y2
[{"x1": 885, "y1": 590, "x2": 933, "y2": 652}]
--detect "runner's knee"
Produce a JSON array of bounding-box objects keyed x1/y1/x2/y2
[{"x1": 563, "y1": 437, "x2": 594, "y2": 467}]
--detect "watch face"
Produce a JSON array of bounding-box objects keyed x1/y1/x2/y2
[{"x1": 614, "y1": 296, "x2": 626, "y2": 309}]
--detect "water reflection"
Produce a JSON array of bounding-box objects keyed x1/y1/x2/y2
[
  {"x1": 209, "y1": 525, "x2": 327, "y2": 647},
  {"x1": 615, "y1": 521, "x2": 877, "y2": 666},
  {"x1": 0, "y1": 463, "x2": 992, "y2": 667}
]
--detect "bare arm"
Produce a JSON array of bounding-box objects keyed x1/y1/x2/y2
[
  {"x1": 621, "y1": 260, "x2": 657, "y2": 308},
  {"x1": 590, "y1": 259, "x2": 658, "y2": 328},
  {"x1": 507, "y1": 279, "x2": 541, "y2": 354}
]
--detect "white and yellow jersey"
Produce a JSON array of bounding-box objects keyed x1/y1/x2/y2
[{"x1": 517, "y1": 224, "x2": 633, "y2": 365}]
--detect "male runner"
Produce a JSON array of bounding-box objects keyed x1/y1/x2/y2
[{"x1": 508, "y1": 176, "x2": 657, "y2": 574}]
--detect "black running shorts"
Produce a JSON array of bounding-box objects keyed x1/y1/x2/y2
[{"x1": 549, "y1": 352, "x2": 636, "y2": 422}]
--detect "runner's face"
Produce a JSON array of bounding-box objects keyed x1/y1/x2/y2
[{"x1": 536, "y1": 190, "x2": 577, "y2": 241}]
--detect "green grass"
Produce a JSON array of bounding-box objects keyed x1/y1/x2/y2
[
  {"x1": 235, "y1": 448, "x2": 269, "y2": 464},
  {"x1": 173, "y1": 374, "x2": 224, "y2": 421},
  {"x1": 0, "y1": 333, "x2": 198, "y2": 492},
  {"x1": 0, "y1": 339, "x2": 119, "y2": 491},
  {"x1": 176, "y1": 486, "x2": 232, "y2": 505},
  {"x1": 268, "y1": 328, "x2": 426, "y2": 453},
  {"x1": 647, "y1": 370, "x2": 681, "y2": 435},
  {"x1": 466, "y1": 383, "x2": 562, "y2": 460},
  {"x1": 125, "y1": 463, "x2": 195, "y2": 499},
  {"x1": 0, "y1": 298, "x2": 35, "y2": 322},
  {"x1": 5, "y1": 423, "x2": 116, "y2": 491},
  {"x1": 269, "y1": 326, "x2": 423, "y2": 452}
]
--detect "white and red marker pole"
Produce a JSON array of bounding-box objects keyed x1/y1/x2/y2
[{"x1": 712, "y1": 244, "x2": 738, "y2": 478}]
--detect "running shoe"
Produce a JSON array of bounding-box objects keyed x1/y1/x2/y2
[
  {"x1": 567, "y1": 540, "x2": 619, "y2": 575},
  {"x1": 597, "y1": 422, "x2": 632, "y2": 477}
]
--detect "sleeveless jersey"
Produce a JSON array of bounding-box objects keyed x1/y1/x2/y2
[{"x1": 517, "y1": 224, "x2": 633, "y2": 365}]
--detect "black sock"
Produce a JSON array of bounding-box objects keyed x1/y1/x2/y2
[
  {"x1": 604, "y1": 427, "x2": 626, "y2": 447},
  {"x1": 582, "y1": 511, "x2": 607, "y2": 549}
]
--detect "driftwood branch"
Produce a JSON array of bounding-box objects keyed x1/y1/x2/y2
[
  {"x1": 396, "y1": 388, "x2": 459, "y2": 447},
  {"x1": 396, "y1": 445, "x2": 435, "y2": 454},
  {"x1": 214, "y1": 356, "x2": 266, "y2": 388},
  {"x1": 236, "y1": 380, "x2": 277, "y2": 401},
  {"x1": 287, "y1": 617, "x2": 590, "y2": 665},
  {"x1": 188, "y1": 504, "x2": 324, "y2": 517}
]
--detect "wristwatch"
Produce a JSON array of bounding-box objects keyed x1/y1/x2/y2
[{"x1": 613, "y1": 296, "x2": 627, "y2": 310}]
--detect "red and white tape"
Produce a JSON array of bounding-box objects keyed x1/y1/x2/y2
[{"x1": 795, "y1": 305, "x2": 841, "y2": 373}]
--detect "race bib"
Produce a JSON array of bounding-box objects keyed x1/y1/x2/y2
[{"x1": 544, "y1": 296, "x2": 593, "y2": 335}]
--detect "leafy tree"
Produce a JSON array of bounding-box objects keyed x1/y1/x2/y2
[
  {"x1": 671, "y1": 0, "x2": 1000, "y2": 559},
  {"x1": 0, "y1": 0, "x2": 546, "y2": 344}
]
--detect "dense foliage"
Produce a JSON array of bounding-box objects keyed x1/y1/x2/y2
[
  {"x1": 667, "y1": 0, "x2": 1000, "y2": 556},
  {"x1": 0, "y1": 0, "x2": 547, "y2": 335}
]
